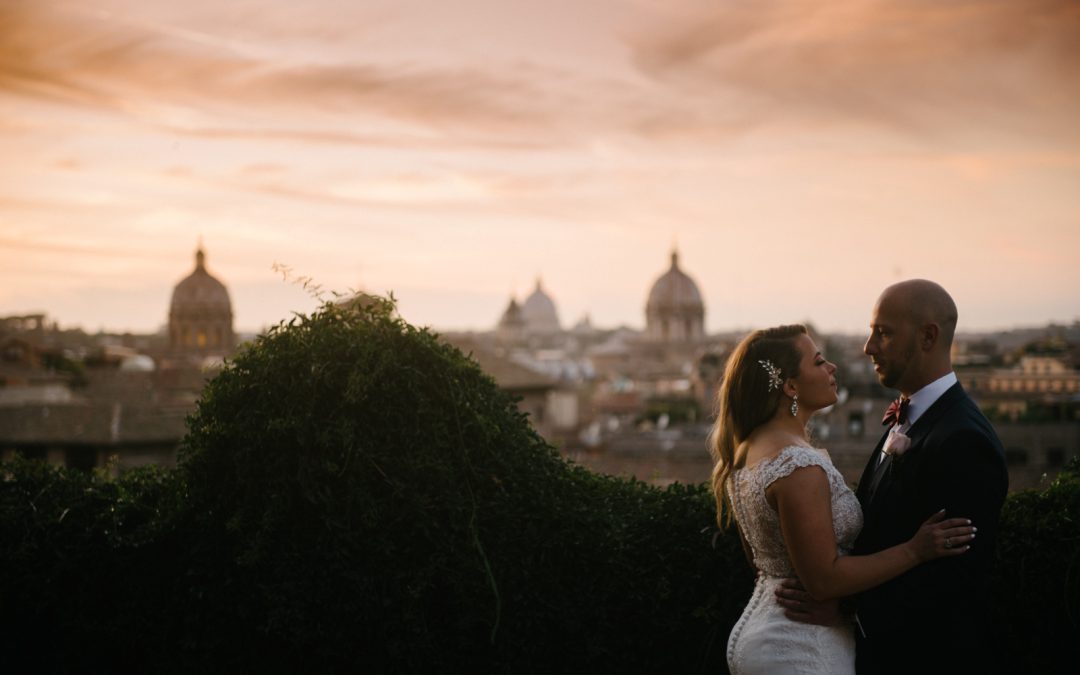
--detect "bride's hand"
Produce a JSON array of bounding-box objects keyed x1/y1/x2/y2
[{"x1": 909, "y1": 509, "x2": 976, "y2": 562}]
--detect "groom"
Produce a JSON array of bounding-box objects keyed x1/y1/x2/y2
[{"x1": 778, "y1": 280, "x2": 1008, "y2": 673}]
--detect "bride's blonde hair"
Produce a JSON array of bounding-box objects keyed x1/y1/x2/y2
[{"x1": 709, "y1": 324, "x2": 806, "y2": 527}]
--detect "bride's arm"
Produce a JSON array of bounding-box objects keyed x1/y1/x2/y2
[{"x1": 769, "y1": 465, "x2": 974, "y2": 601}]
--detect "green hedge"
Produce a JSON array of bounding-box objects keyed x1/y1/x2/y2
[
  {"x1": 1, "y1": 300, "x2": 1076, "y2": 672},
  {"x1": 992, "y1": 458, "x2": 1080, "y2": 673}
]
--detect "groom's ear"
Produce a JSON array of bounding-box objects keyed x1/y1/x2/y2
[{"x1": 919, "y1": 323, "x2": 940, "y2": 351}]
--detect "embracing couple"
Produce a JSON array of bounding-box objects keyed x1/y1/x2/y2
[{"x1": 711, "y1": 280, "x2": 1008, "y2": 674}]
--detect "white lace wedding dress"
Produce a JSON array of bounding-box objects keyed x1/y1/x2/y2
[{"x1": 725, "y1": 445, "x2": 863, "y2": 675}]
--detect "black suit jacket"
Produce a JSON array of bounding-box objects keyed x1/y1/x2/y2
[{"x1": 853, "y1": 382, "x2": 1007, "y2": 674}]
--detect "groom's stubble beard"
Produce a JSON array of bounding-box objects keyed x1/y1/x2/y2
[{"x1": 879, "y1": 339, "x2": 919, "y2": 392}]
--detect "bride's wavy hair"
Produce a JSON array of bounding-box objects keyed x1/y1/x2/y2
[{"x1": 709, "y1": 324, "x2": 806, "y2": 527}]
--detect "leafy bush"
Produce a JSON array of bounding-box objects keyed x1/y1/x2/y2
[
  {"x1": 0, "y1": 459, "x2": 201, "y2": 672},
  {"x1": 178, "y1": 298, "x2": 745, "y2": 672},
  {"x1": 992, "y1": 456, "x2": 1080, "y2": 672}
]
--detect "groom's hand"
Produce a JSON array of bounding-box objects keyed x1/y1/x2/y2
[{"x1": 775, "y1": 578, "x2": 843, "y2": 626}]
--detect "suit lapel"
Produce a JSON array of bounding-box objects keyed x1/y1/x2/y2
[
  {"x1": 857, "y1": 428, "x2": 890, "y2": 508},
  {"x1": 861, "y1": 383, "x2": 967, "y2": 514},
  {"x1": 902, "y1": 381, "x2": 964, "y2": 447},
  {"x1": 864, "y1": 452, "x2": 894, "y2": 505}
]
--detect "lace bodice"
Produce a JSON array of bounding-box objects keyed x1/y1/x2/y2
[{"x1": 728, "y1": 445, "x2": 863, "y2": 578}]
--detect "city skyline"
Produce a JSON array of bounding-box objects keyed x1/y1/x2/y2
[{"x1": 2, "y1": 0, "x2": 1079, "y2": 334}]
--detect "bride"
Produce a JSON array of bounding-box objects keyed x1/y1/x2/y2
[{"x1": 710, "y1": 325, "x2": 974, "y2": 674}]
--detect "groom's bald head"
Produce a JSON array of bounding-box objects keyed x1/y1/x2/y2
[
  {"x1": 879, "y1": 279, "x2": 958, "y2": 352},
  {"x1": 866, "y1": 279, "x2": 957, "y2": 394}
]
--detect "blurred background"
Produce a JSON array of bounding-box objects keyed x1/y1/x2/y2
[{"x1": 2, "y1": 0, "x2": 1078, "y2": 489}]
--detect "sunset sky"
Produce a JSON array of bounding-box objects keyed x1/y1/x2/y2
[{"x1": 2, "y1": 0, "x2": 1078, "y2": 335}]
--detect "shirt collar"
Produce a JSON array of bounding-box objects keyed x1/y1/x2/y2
[{"x1": 903, "y1": 371, "x2": 957, "y2": 428}]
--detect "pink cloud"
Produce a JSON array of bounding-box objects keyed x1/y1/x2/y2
[{"x1": 628, "y1": 0, "x2": 1080, "y2": 141}]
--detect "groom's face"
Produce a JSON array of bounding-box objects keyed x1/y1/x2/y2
[{"x1": 864, "y1": 295, "x2": 919, "y2": 393}]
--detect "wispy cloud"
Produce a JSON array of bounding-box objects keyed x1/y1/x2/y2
[
  {"x1": 0, "y1": 1, "x2": 557, "y2": 138},
  {"x1": 0, "y1": 1, "x2": 774, "y2": 150},
  {"x1": 155, "y1": 124, "x2": 554, "y2": 151},
  {"x1": 628, "y1": 0, "x2": 1080, "y2": 141}
]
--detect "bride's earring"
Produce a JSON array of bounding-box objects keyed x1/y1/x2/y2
[{"x1": 790, "y1": 394, "x2": 799, "y2": 417}]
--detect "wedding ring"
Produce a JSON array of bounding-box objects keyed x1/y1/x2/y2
[{"x1": 945, "y1": 537, "x2": 953, "y2": 549}]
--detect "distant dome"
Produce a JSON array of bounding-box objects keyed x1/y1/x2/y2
[
  {"x1": 572, "y1": 313, "x2": 594, "y2": 334},
  {"x1": 645, "y1": 250, "x2": 705, "y2": 342},
  {"x1": 168, "y1": 246, "x2": 235, "y2": 355},
  {"x1": 119, "y1": 354, "x2": 156, "y2": 372},
  {"x1": 521, "y1": 278, "x2": 561, "y2": 333},
  {"x1": 171, "y1": 248, "x2": 231, "y2": 313},
  {"x1": 496, "y1": 297, "x2": 526, "y2": 342},
  {"x1": 499, "y1": 298, "x2": 525, "y2": 328}
]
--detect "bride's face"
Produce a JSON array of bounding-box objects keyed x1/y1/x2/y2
[{"x1": 790, "y1": 334, "x2": 838, "y2": 412}]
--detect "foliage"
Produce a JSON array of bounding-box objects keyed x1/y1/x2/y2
[
  {"x1": 992, "y1": 456, "x2": 1080, "y2": 673},
  {"x1": 1, "y1": 300, "x2": 1076, "y2": 673},
  {"x1": 1019, "y1": 336, "x2": 1071, "y2": 357},
  {"x1": 0, "y1": 458, "x2": 199, "y2": 672},
  {"x1": 178, "y1": 298, "x2": 746, "y2": 672}
]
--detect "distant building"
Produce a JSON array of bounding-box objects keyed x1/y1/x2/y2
[
  {"x1": 520, "y1": 278, "x2": 561, "y2": 334},
  {"x1": 168, "y1": 246, "x2": 235, "y2": 359},
  {"x1": 0, "y1": 327, "x2": 75, "y2": 407},
  {"x1": 961, "y1": 355, "x2": 1080, "y2": 407},
  {"x1": 465, "y1": 346, "x2": 566, "y2": 438},
  {"x1": 496, "y1": 298, "x2": 527, "y2": 343},
  {"x1": 645, "y1": 249, "x2": 705, "y2": 343},
  {"x1": 0, "y1": 244, "x2": 238, "y2": 474},
  {"x1": 0, "y1": 369, "x2": 200, "y2": 473},
  {"x1": 586, "y1": 249, "x2": 719, "y2": 426},
  {"x1": 955, "y1": 352, "x2": 1080, "y2": 488}
]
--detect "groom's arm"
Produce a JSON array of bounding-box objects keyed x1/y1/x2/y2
[
  {"x1": 923, "y1": 429, "x2": 1007, "y2": 581},
  {"x1": 877, "y1": 428, "x2": 1006, "y2": 618}
]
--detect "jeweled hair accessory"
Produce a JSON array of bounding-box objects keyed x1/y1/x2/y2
[{"x1": 758, "y1": 359, "x2": 783, "y2": 391}]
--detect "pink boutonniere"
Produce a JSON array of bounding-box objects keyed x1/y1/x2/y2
[{"x1": 883, "y1": 431, "x2": 912, "y2": 457}]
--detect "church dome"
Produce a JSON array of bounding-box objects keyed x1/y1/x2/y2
[
  {"x1": 169, "y1": 246, "x2": 235, "y2": 355},
  {"x1": 645, "y1": 250, "x2": 705, "y2": 342},
  {"x1": 495, "y1": 297, "x2": 526, "y2": 342},
  {"x1": 170, "y1": 248, "x2": 232, "y2": 316},
  {"x1": 521, "y1": 278, "x2": 561, "y2": 333},
  {"x1": 498, "y1": 298, "x2": 525, "y2": 329}
]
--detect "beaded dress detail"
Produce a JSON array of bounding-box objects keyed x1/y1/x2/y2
[{"x1": 725, "y1": 445, "x2": 863, "y2": 674}]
